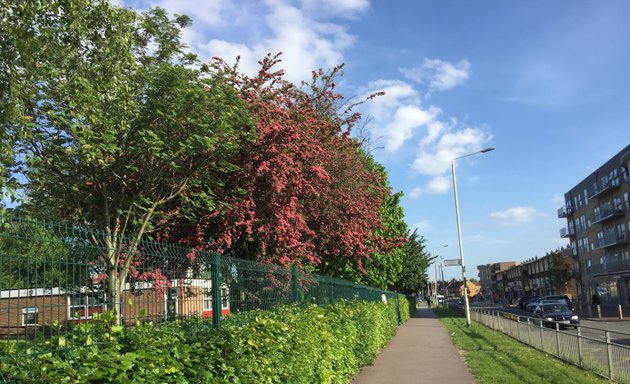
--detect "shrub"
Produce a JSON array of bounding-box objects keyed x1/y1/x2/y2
[{"x1": 1, "y1": 300, "x2": 403, "y2": 383}]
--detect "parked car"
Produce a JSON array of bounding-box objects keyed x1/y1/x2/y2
[
  {"x1": 526, "y1": 298, "x2": 564, "y2": 312},
  {"x1": 517, "y1": 296, "x2": 539, "y2": 310},
  {"x1": 539, "y1": 295, "x2": 572, "y2": 309},
  {"x1": 533, "y1": 303, "x2": 579, "y2": 329}
]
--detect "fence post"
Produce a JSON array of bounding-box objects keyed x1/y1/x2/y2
[
  {"x1": 539, "y1": 319, "x2": 544, "y2": 350},
  {"x1": 394, "y1": 293, "x2": 401, "y2": 325},
  {"x1": 618, "y1": 304, "x2": 623, "y2": 320},
  {"x1": 328, "y1": 279, "x2": 335, "y2": 304},
  {"x1": 291, "y1": 266, "x2": 299, "y2": 304},
  {"x1": 527, "y1": 318, "x2": 531, "y2": 345},
  {"x1": 577, "y1": 326, "x2": 583, "y2": 367},
  {"x1": 555, "y1": 322, "x2": 560, "y2": 357},
  {"x1": 606, "y1": 331, "x2": 614, "y2": 380},
  {"x1": 597, "y1": 304, "x2": 602, "y2": 319},
  {"x1": 212, "y1": 252, "x2": 222, "y2": 329}
]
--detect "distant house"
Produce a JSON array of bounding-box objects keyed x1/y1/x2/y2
[{"x1": 460, "y1": 280, "x2": 481, "y2": 298}]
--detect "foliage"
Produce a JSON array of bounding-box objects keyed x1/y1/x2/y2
[
  {"x1": 391, "y1": 230, "x2": 433, "y2": 294},
  {"x1": 434, "y1": 308, "x2": 610, "y2": 384},
  {"x1": 321, "y1": 158, "x2": 408, "y2": 289},
  {"x1": 547, "y1": 248, "x2": 573, "y2": 291},
  {"x1": 161, "y1": 56, "x2": 401, "y2": 278},
  {"x1": 1, "y1": 0, "x2": 253, "y2": 323},
  {"x1": 1, "y1": 301, "x2": 402, "y2": 383},
  {"x1": 398, "y1": 294, "x2": 414, "y2": 321},
  {"x1": 0, "y1": 220, "x2": 72, "y2": 289}
]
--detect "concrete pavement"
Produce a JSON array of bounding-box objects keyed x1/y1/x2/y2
[{"x1": 351, "y1": 305, "x2": 474, "y2": 384}]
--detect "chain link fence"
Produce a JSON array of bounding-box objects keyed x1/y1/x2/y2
[{"x1": 0, "y1": 215, "x2": 401, "y2": 365}]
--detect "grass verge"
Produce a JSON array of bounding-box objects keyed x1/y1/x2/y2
[{"x1": 434, "y1": 307, "x2": 612, "y2": 384}]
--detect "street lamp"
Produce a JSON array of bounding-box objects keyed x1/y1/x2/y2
[
  {"x1": 432, "y1": 245, "x2": 448, "y2": 305},
  {"x1": 452, "y1": 147, "x2": 495, "y2": 326},
  {"x1": 439, "y1": 257, "x2": 446, "y2": 301}
]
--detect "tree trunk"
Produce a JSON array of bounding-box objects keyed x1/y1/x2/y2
[{"x1": 108, "y1": 271, "x2": 123, "y2": 326}]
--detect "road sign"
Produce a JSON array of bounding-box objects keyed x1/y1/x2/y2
[{"x1": 443, "y1": 259, "x2": 461, "y2": 267}]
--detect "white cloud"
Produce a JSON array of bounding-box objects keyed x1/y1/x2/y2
[
  {"x1": 489, "y1": 207, "x2": 546, "y2": 225},
  {"x1": 408, "y1": 176, "x2": 451, "y2": 198},
  {"x1": 382, "y1": 105, "x2": 441, "y2": 151},
  {"x1": 400, "y1": 58, "x2": 471, "y2": 94},
  {"x1": 301, "y1": 0, "x2": 370, "y2": 17},
  {"x1": 124, "y1": 0, "x2": 233, "y2": 27},
  {"x1": 359, "y1": 80, "x2": 442, "y2": 152},
  {"x1": 122, "y1": 0, "x2": 357, "y2": 84},
  {"x1": 412, "y1": 127, "x2": 492, "y2": 176}
]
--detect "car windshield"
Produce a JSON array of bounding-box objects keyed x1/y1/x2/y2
[
  {"x1": 543, "y1": 296, "x2": 566, "y2": 301},
  {"x1": 542, "y1": 304, "x2": 570, "y2": 312}
]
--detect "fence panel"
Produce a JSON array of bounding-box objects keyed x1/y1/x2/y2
[
  {"x1": 471, "y1": 308, "x2": 630, "y2": 383},
  {"x1": 1, "y1": 215, "x2": 402, "y2": 371}
]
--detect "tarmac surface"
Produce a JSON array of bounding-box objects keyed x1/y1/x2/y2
[{"x1": 351, "y1": 304, "x2": 474, "y2": 384}]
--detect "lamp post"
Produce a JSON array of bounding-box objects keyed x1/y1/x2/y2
[
  {"x1": 432, "y1": 245, "x2": 448, "y2": 306},
  {"x1": 440, "y1": 257, "x2": 446, "y2": 301},
  {"x1": 452, "y1": 147, "x2": 495, "y2": 326}
]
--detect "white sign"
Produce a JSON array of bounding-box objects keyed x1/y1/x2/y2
[{"x1": 443, "y1": 259, "x2": 462, "y2": 267}]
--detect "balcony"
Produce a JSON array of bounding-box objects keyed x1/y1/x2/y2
[
  {"x1": 592, "y1": 258, "x2": 630, "y2": 275},
  {"x1": 593, "y1": 231, "x2": 628, "y2": 250},
  {"x1": 588, "y1": 177, "x2": 621, "y2": 200},
  {"x1": 591, "y1": 204, "x2": 624, "y2": 225},
  {"x1": 560, "y1": 226, "x2": 575, "y2": 238},
  {"x1": 557, "y1": 205, "x2": 574, "y2": 218}
]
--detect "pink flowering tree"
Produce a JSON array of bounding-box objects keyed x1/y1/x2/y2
[{"x1": 161, "y1": 55, "x2": 406, "y2": 287}]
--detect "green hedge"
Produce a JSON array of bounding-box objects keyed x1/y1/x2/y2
[
  {"x1": 1, "y1": 300, "x2": 403, "y2": 383},
  {"x1": 397, "y1": 294, "x2": 414, "y2": 322}
]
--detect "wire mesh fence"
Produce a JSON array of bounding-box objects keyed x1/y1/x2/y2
[
  {"x1": 471, "y1": 308, "x2": 630, "y2": 383},
  {"x1": 0, "y1": 215, "x2": 401, "y2": 366}
]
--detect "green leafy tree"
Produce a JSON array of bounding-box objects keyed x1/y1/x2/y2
[
  {"x1": 324, "y1": 163, "x2": 408, "y2": 289},
  {"x1": 0, "y1": 220, "x2": 69, "y2": 289},
  {"x1": 548, "y1": 248, "x2": 573, "y2": 292},
  {"x1": 392, "y1": 230, "x2": 434, "y2": 294},
  {"x1": 0, "y1": 1, "x2": 253, "y2": 323}
]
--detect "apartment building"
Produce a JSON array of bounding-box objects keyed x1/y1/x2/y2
[
  {"x1": 486, "y1": 248, "x2": 577, "y2": 305},
  {"x1": 558, "y1": 144, "x2": 630, "y2": 306},
  {"x1": 478, "y1": 262, "x2": 519, "y2": 299}
]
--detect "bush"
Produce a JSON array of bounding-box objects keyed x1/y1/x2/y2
[{"x1": 1, "y1": 300, "x2": 403, "y2": 383}]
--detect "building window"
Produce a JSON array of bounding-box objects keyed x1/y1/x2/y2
[
  {"x1": 203, "y1": 288, "x2": 212, "y2": 311},
  {"x1": 22, "y1": 307, "x2": 39, "y2": 326},
  {"x1": 68, "y1": 293, "x2": 106, "y2": 320}
]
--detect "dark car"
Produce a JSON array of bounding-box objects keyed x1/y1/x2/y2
[
  {"x1": 527, "y1": 298, "x2": 565, "y2": 312},
  {"x1": 517, "y1": 296, "x2": 539, "y2": 310},
  {"x1": 533, "y1": 303, "x2": 579, "y2": 329}
]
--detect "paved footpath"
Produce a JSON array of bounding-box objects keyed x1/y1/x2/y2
[{"x1": 351, "y1": 305, "x2": 474, "y2": 384}]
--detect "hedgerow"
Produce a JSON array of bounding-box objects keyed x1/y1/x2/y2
[{"x1": 0, "y1": 299, "x2": 406, "y2": 383}]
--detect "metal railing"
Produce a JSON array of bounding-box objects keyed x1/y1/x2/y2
[
  {"x1": 0, "y1": 215, "x2": 401, "y2": 365},
  {"x1": 471, "y1": 308, "x2": 630, "y2": 383}
]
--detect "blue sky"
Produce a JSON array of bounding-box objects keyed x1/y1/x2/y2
[{"x1": 52, "y1": 1, "x2": 630, "y2": 279}]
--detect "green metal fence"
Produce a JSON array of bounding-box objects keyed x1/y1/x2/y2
[{"x1": 0, "y1": 215, "x2": 400, "y2": 366}]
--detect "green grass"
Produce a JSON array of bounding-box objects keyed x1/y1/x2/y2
[{"x1": 434, "y1": 308, "x2": 613, "y2": 384}]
